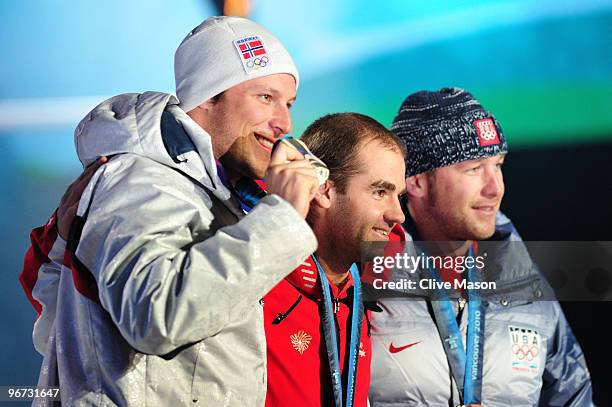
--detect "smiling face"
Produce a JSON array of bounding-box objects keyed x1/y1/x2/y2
[
  {"x1": 326, "y1": 139, "x2": 406, "y2": 261},
  {"x1": 195, "y1": 73, "x2": 296, "y2": 181},
  {"x1": 419, "y1": 154, "x2": 506, "y2": 241}
]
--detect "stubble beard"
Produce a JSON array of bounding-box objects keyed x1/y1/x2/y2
[{"x1": 220, "y1": 135, "x2": 269, "y2": 182}]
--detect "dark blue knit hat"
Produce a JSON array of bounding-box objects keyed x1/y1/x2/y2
[{"x1": 391, "y1": 87, "x2": 508, "y2": 176}]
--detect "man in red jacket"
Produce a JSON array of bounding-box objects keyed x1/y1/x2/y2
[
  {"x1": 21, "y1": 112, "x2": 407, "y2": 406},
  {"x1": 263, "y1": 113, "x2": 406, "y2": 406}
]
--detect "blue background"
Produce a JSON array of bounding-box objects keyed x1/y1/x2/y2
[{"x1": 1, "y1": 0, "x2": 611, "y2": 402}]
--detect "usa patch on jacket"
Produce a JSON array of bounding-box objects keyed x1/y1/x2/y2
[
  {"x1": 234, "y1": 36, "x2": 270, "y2": 74},
  {"x1": 508, "y1": 325, "x2": 541, "y2": 376}
]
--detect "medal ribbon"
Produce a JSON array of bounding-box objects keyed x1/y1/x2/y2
[
  {"x1": 312, "y1": 255, "x2": 363, "y2": 407},
  {"x1": 425, "y1": 245, "x2": 486, "y2": 405}
]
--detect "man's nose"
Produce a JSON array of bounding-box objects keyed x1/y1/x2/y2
[
  {"x1": 483, "y1": 169, "x2": 504, "y2": 198},
  {"x1": 271, "y1": 105, "x2": 292, "y2": 137},
  {"x1": 385, "y1": 196, "x2": 406, "y2": 226}
]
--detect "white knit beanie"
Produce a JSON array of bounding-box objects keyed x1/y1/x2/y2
[{"x1": 175, "y1": 16, "x2": 299, "y2": 113}]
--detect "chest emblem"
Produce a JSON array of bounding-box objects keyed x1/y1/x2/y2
[
  {"x1": 508, "y1": 325, "x2": 541, "y2": 375},
  {"x1": 290, "y1": 330, "x2": 313, "y2": 355},
  {"x1": 359, "y1": 341, "x2": 366, "y2": 358}
]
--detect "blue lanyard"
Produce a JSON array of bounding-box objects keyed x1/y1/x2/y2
[
  {"x1": 312, "y1": 255, "x2": 363, "y2": 407},
  {"x1": 425, "y1": 246, "x2": 486, "y2": 405},
  {"x1": 216, "y1": 162, "x2": 266, "y2": 212}
]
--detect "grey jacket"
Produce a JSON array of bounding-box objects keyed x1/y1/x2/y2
[
  {"x1": 369, "y1": 213, "x2": 593, "y2": 406},
  {"x1": 33, "y1": 92, "x2": 317, "y2": 406}
]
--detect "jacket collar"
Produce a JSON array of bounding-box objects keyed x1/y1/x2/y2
[
  {"x1": 287, "y1": 223, "x2": 407, "y2": 300},
  {"x1": 402, "y1": 211, "x2": 538, "y2": 286},
  {"x1": 285, "y1": 255, "x2": 355, "y2": 300},
  {"x1": 75, "y1": 92, "x2": 237, "y2": 208}
]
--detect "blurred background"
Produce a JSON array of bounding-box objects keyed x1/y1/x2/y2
[{"x1": 1, "y1": 0, "x2": 611, "y2": 404}]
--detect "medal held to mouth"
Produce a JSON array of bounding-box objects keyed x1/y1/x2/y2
[{"x1": 273, "y1": 136, "x2": 330, "y2": 186}]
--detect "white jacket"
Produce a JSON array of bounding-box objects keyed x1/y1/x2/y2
[
  {"x1": 32, "y1": 92, "x2": 317, "y2": 406},
  {"x1": 369, "y1": 214, "x2": 592, "y2": 406}
]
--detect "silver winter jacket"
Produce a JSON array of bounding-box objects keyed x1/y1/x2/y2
[
  {"x1": 369, "y1": 213, "x2": 593, "y2": 406},
  {"x1": 33, "y1": 92, "x2": 318, "y2": 406}
]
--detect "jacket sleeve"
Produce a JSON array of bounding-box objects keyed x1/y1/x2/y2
[
  {"x1": 76, "y1": 155, "x2": 318, "y2": 355},
  {"x1": 539, "y1": 301, "x2": 594, "y2": 406},
  {"x1": 19, "y1": 212, "x2": 66, "y2": 354}
]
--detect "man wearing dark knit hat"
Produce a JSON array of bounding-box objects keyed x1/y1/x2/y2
[{"x1": 369, "y1": 88, "x2": 593, "y2": 406}]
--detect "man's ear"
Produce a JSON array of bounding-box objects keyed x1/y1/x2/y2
[
  {"x1": 405, "y1": 174, "x2": 427, "y2": 199},
  {"x1": 312, "y1": 179, "x2": 334, "y2": 209},
  {"x1": 199, "y1": 98, "x2": 218, "y2": 113},
  {"x1": 186, "y1": 99, "x2": 216, "y2": 125}
]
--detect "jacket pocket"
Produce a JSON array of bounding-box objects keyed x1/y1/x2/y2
[{"x1": 270, "y1": 294, "x2": 303, "y2": 325}]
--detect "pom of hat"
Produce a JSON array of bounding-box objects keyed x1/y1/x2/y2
[{"x1": 175, "y1": 16, "x2": 299, "y2": 112}]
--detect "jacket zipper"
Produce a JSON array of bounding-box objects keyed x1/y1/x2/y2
[
  {"x1": 457, "y1": 297, "x2": 466, "y2": 311},
  {"x1": 332, "y1": 296, "x2": 341, "y2": 356},
  {"x1": 456, "y1": 297, "x2": 467, "y2": 323},
  {"x1": 272, "y1": 295, "x2": 303, "y2": 325}
]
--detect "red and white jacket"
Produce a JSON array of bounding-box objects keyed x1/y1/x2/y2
[
  {"x1": 264, "y1": 256, "x2": 371, "y2": 407},
  {"x1": 20, "y1": 212, "x2": 66, "y2": 354}
]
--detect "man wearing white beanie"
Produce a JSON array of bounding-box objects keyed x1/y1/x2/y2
[{"x1": 21, "y1": 16, "x2": 320, "y2": 406}]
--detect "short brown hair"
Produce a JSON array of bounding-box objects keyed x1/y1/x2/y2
[{"x1": 300, "y1": 113, "x2": 406, "y2": 193}]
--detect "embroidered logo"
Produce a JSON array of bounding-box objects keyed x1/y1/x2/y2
[
  {"x1": 389, "y1": 341, "x2": 421, "y2": 354},
  {"x1": 474, "y1": 118, "x2": 500, "y2": 146},
  {"x1": 359, "y1": 341, "x2": 366, "y2": 358},
  {"x1": 509, "y1": 325, "x2": 540, "y2": 375},
  {"x1": 290, "y1": 330, "x2": 312, "y2": 355},
  {"x1": 234, "y1": 36, "x2": 270, "y2": 74}
]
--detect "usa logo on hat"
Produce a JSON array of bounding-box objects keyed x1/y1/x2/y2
[
  {"x1": 474, "y1": 118, "x2": 500, "y2": 147},
  {"x1": 234, "y1": 36, "x2": 270, "y2": 74}
]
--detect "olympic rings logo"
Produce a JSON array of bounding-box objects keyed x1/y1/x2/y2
[
  {"x1": 475, "y1": 120, "x2": 497, "y2": 141},
  {"x1": 480, "y1": 130, "x2": 496, "y2": 141},
  {"x1": 512, "y1": 343, "x2": 539, "y2": 361},
  {"x1": 246, "y1": 56, "x2": 269, "y2": 69}
]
